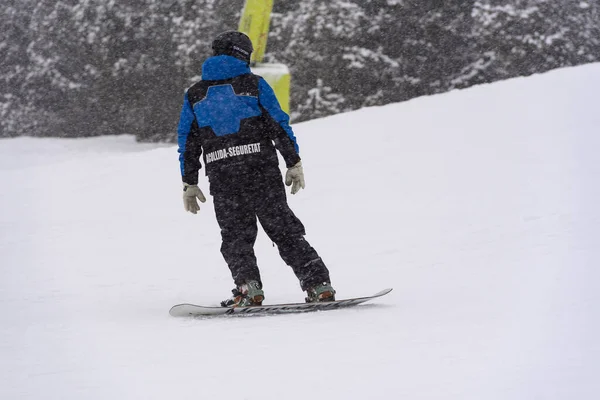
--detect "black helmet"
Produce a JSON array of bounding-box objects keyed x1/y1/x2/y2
[{"x1": 212, "y1": 31, "x2": 253, "y2": 63}]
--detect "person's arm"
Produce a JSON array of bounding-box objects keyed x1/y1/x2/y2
[
  {"x1": 177, "y1": 91, "x2": 203, "y2": 185},
  {"x1": 258, "y1": 77, "x2": 305, "y2": 194},
  {"x1": 177, "y1": 91, "x2": 207, "y2": 213},
  {"x1": 258, "y1": 77, "x2": 301, "y2": 168}
]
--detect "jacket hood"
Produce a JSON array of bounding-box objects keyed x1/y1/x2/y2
[{"x1": 201, "y1": 55, "x2": 251, "y2": 81}]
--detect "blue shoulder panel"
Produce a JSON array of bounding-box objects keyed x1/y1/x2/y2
[
  {"x1": 192, "y1": 84, "x2": 261, "y2": 136},
  {"x1": 258, "y1": 77, "x2": 299, "y2": 153}
]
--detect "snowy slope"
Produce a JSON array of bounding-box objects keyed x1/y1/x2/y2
[{"x1": 1, "y1": 63, "x2": 599, "y2": 400}]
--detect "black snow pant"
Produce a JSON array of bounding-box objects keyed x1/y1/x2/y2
[{"x1": 213, "y1": 177, "x2": 330, "y2": 291}]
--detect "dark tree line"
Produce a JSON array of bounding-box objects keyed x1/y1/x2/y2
[{"x1": 1, "y1": 0, "x2": 599, "y2": 141}]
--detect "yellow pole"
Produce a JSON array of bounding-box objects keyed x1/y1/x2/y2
[{"x1": 238, "y1": 0, "x2": 274, "y2": 64}]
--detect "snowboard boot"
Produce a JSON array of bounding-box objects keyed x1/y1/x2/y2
[
  {"x1": 305, "y1": 282, "x2": 336, "y2": 303},
  {"x1": 220, "y1": 280, "x2": 264, "y2": 307}
]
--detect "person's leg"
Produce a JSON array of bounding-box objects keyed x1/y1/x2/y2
[
  {"x1": 213, "y1": 192, "x2": 262, "y2": 287},
  {"x1": 255, "y1": 184, "x2": 331, "y2": 291}
]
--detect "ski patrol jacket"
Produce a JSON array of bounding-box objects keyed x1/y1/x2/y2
[{"x1": 177, "y1": 55, "x2": 300, "y2": 194}]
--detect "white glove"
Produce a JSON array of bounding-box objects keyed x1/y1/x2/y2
[
  {"x1": 183, "y1": 183, "x2": 206, "y2": 214},
  {"x1": 285, "y1": 161, "x2": 305, "y2": 195}
]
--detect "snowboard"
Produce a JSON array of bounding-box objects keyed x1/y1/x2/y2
[{"x1": 169, "y1": 288, "x2": 393, "y2": 317}]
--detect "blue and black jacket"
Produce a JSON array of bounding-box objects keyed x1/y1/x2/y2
[{"x1": 177, "y1": 55, "x2": 300, "y2": 193}]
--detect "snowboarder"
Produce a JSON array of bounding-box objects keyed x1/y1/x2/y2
[{"x1": 176, "y1": 31, "x2": 335, "y2": 307}]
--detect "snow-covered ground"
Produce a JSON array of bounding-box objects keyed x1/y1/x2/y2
[{"x1": 1, "y1": 63, "x2": 599, "y2": 399}]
